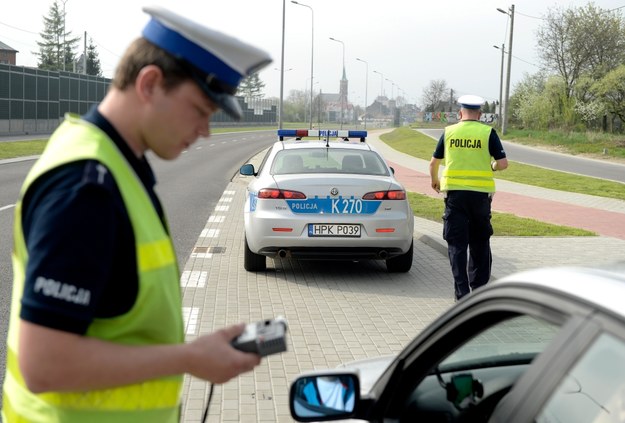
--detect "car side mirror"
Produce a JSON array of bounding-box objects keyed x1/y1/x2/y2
[
  {"x1": 240, "y1": 163, "x2": 256, "y2": 176},
  {"x1": 289, "y1": 372, "x2": 359, "y2": 422},
  {"x1": 389, "y1": 166, "x2": 395, "y2": 175}
]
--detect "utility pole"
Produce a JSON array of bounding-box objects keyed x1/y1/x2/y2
[
  {"x1": 449, "y1": 88, "x2": 454, "y2": 112},
  {"x1": 83, "y1": 31, "x2": 87, "y2": 74},
  {"x1": 62, "y1": 0, "x2": 68, "y2": 71},
  {"x1": 498, "y1": 4, "x2": 515, "y2": 135}
]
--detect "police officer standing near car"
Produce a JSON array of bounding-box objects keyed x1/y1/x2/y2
[
  {"x1": 429, "y1": 95, "x2": 508, "y2": 301},
  {"x1": 2, "y1": 6, "x2": 272, "y2": 422}
]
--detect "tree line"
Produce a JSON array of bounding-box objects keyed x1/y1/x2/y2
[{"x1": 420, "y1": 3, "x2": 625, "y2": 133}]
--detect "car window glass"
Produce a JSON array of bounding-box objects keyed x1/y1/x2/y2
[
  {"x1": 441, "y1": 315, "x2": 560, "y2": 369},
  {"x1": 256, "y1": 147, "x2": 274, "y2": 175},
  {"x1": 535, "y1": 333, "x2": 625, "y2": 423},
  {"x1": 400, "y1": 315, "x2": 561, "y2": 422},
  {"x1": 272, "y1": 149, "x2": 388, "y2": 176}
]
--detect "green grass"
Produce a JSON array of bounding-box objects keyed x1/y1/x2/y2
[
  {"x1": 505, "y1": 128, "x2": 625, "y2": 160},
  {"x1": 0, "y1": 140, "x2": 48, "y2": 159},
  {"x1": 384, "y1": 127, "x2": 599, "y2": 237},
  {"x1": 380, "y1": 127, "x2": 625, "y2": 201}
]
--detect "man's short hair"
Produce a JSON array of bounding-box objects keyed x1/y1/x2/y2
[{"x1": 112, "y1": 38, "x2": 191, "y2": 92}]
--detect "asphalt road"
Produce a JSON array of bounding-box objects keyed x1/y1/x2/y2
[{"x1": 418, "y1": 128, "x2": 625, "y2": 184}]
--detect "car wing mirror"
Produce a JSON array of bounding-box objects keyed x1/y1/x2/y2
[
  {"x1": 289, "y1": 372, "x2": 359, "y2": 422},
  {"x1": 389, "y1": 166, "x2": 395, "y2": 175},
  {"x1": 240, "y1": 163, "x2": 256, "y2": 176}
]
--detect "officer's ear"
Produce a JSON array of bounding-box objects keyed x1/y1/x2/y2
[{"x1": 135, "y1": 65, "x2": 164, "y2": 103}]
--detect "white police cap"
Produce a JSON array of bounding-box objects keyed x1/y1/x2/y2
[
  {"x1": 457, "y1": 95, "x2": 485, "y2": 110},
  {"x1": 142, "y1": 6, "x2": 272, "y2": 120}
]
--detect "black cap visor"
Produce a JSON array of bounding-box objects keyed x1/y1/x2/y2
[{"x1": 190, "y1": 73, "x2": 242, "y2": 121}]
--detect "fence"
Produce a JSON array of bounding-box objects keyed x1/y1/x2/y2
[{"x1": 0, "y1": 64, "x2": 278, "y2": 136}]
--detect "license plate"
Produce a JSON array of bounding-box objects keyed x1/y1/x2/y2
[{"x1": 308, "y1": 224, "x2": 361, "y2": 237}]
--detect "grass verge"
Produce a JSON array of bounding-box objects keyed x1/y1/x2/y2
[
  {"x1": 381, "y1": 127, "x2": 625, "y2": 201},
  {"x1": 408, "y1": 192, "x2": 595, "y2": 237}
]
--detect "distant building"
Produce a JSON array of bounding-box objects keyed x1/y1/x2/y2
[
  {"x1": 0, "y1": 41, "x2": 18, "y2": 65},
  {"x1": 320, "y1": 66, "x2": 354, "y2": 124}
]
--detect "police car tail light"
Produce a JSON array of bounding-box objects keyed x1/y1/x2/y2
[
  {"x1": 362, "y1": 190, "x2": 407, "y2": 200},
  {"x1": 258, "y1": 188, "x2": 306, "y2": 199}
]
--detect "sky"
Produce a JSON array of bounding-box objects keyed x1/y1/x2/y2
[{"x1": 2, "y1": 0, "x2": 624, "y2": 108}]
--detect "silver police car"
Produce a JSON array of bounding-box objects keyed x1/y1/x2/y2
[{"x1": 239, "y1": 129, "x2": 414, "y2": 273}]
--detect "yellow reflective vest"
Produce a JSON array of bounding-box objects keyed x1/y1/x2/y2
[
  {"x1": 440, "y1": 120, "x2": 496, "y2": 193},
  {"x1": 2, "y1": 115, "x2": 184, "y2": 423}
]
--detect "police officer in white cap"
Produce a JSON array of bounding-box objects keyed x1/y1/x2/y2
[
  {"x1": 429, "y1": 95, "x2": 508, "y2": 301},
  {"x1": 3, "y1": 6, "x2": 271, "y2": 422}
]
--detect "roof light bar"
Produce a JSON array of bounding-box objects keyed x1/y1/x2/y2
[{"x1": 278, "y1": 129, "x2": 368, "y2": 141}]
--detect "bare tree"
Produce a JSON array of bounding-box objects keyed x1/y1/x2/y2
[{"x1": 421, "y1": 79, "x2": 447, "y2": 112}]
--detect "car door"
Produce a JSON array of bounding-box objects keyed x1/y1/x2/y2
[
  {"x1": 362, "y1": 283, "x2": 595, "y2": 423},
  {"x1": 491, "y1": 308, "x2": 625, "y2": 423}
]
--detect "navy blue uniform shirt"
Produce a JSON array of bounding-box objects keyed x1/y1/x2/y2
[
  {"x1": 20, "y1": 107, "x2": 166, "y2": 334},
  {"x1": 433, "y1": 122, "x2": 507, "y2": 160}
]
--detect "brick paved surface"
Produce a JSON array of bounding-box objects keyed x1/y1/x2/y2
[{"x1": 179, "y1": 132, "x2": 625, "y2": 422}]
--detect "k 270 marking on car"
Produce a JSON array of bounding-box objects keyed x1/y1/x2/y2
[{"x1": 287, "y1": 197, "x2": 381, "y2": 214}]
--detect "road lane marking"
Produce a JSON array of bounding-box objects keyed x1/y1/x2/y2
[
  {"x1": 182, "y1": 307, "x2": 199, "y2": 335},
  {"x1": 200, "y1": 229, "x2": 220, "y2": 237},
  {"x1": 180, "y1": 271, "x2": 207, "y2": 288},
  {"x1": 1, "y1": 204, "x2": 15, "y2": 212}
]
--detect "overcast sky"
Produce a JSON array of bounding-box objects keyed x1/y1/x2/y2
[{"x1": 2, "y1": 0, "x2": 624, "y2": 108}]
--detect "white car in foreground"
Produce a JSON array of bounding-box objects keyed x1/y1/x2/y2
[
  {"x1": 239, "y1": 129, "x2": 414, "y2": 272},
  {"x1": 289, "y1": 263, "x2": 625, "y2": 423}
]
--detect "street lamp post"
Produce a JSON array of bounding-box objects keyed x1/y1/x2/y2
[
  {"x1": 329, "y1": 37, "x2": 345, "y2": 129},
  {"x1": 373, "y1": 70, "x2": 384, "y2": 97},
  {"x1": 279, "y1": 0, "x2": 286, "y2": 129},
  {"x1": 373, "y1": 70, "x2": 384, "y2": 117},
  {"x1": 493, "y1": 44, "x2": 505, "y2": 128},
  {"x1": 292, "y1": 1, "x2": 314, "y2": 129},
  {"x1": 385, "y1": 78, "x2": 395, "y2": 100},
  {"x1": 356, "y1": 57, "x2": 368, "y2": 129},
  {"x1": 497, "y1": 4, "x2": 515, "y2": 135}
]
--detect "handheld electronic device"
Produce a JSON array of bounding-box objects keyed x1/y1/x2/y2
[{"x1": 231, "y1": 316, "x2": 288, "y2": 357}]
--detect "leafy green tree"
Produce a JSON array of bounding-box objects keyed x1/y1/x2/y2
[
  {"x1": 592, "y1": 65, "x2": 625, "y2": 125},
  {"x1": 86, "y1": 38, "x2": 102, "y2": 76},
  {"x1": 35, "y1": 0, "x2": 81, "y2": 71},
  {"x1": 238, "y1": 72, "x2": 265, "y2": 99},
  {"x1": 512, "y1": 73, "x2": 575, "y2": 129}
]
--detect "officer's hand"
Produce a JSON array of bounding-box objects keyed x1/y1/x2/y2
[
  {"x1": 186, "y1": 323, "x2": 261, "y2": 384},
  {"x1": 431, "y1": 180, "x2": 440, "y2": 193}
]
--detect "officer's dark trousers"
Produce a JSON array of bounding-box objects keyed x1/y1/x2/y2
[{"x1": 443, "y1": 190, "x2": 493, "y2": 300}]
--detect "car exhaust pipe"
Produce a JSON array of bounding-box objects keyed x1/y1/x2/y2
[
  {"x1": 278, "y1": 249, "x2": 288, "y2": 258},
  {"x1": 379, "y1": 250, "x2": 388, "y2": 259}
]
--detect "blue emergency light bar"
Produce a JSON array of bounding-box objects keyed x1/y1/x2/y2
[{"x1": 277, "y1": 129, "x2": 367, "y2": 141}]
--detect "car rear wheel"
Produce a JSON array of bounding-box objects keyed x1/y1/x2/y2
[
  {"x1": 244, "y1": 235, "x2": 266, "y2": 271},
  {"x1": 386, "y1": 240, "x2": 413, "y2": 273}
]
